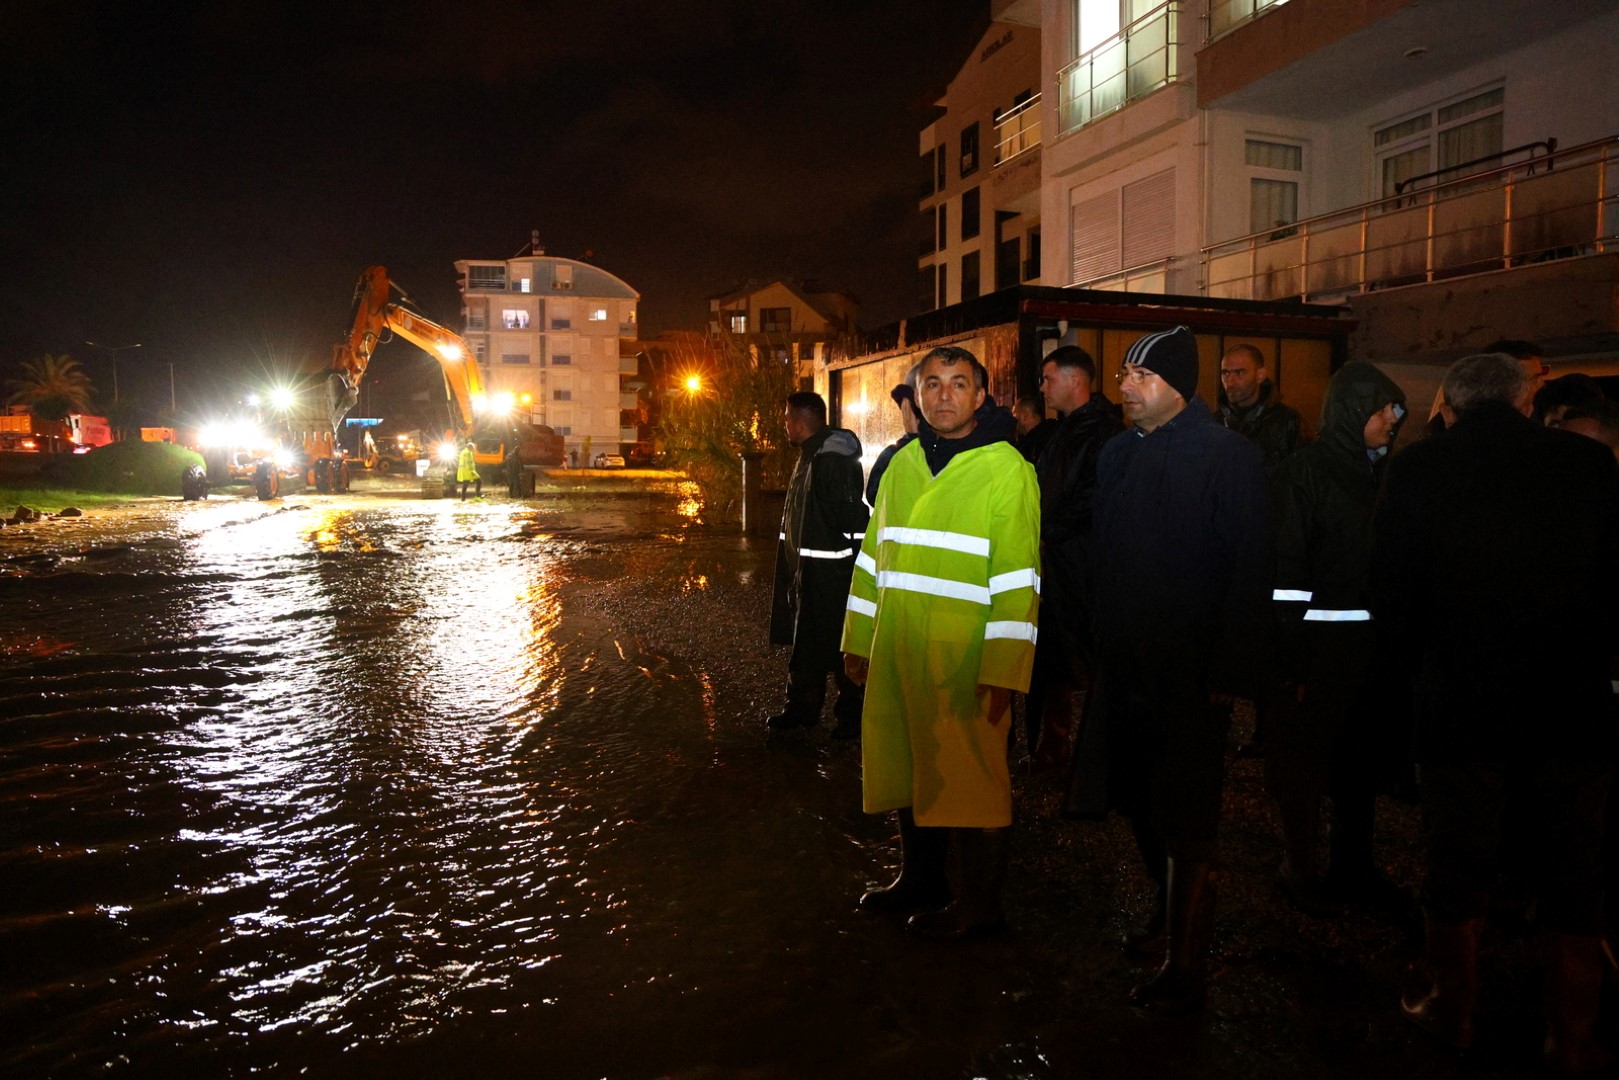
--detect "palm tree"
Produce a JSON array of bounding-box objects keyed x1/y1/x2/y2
[{"x1": 6, "y1": 352, "x2": 94, "y2": 419}]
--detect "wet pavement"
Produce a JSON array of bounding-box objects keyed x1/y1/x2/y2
[{"x1": 0, "y1": 477, "x2": 1568, "y2": 1077}]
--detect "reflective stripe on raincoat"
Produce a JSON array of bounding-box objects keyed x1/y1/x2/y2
[
  {"x1": 841, "y1": 438, "x2": 1040, "y2": 827},
  {"x1": 457, "y1": 445, "x2": 479, "y2": 483}
]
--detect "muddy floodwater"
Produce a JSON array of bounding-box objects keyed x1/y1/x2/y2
[{"x1": 0, "y1": 479, "x2": 1564, "y2": 1078}]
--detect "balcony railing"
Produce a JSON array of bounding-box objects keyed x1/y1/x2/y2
[
  {"x1": 465, "y1": 317, "x2": 487, "y2": 331},
  {"x1": 1057, "y1": 2, "x2": 1180, "y2": 137},
  {"x1": 1205, "y1": 0, "x2": 1288, "y2": 42},
  {"x1": 1202, "y1": 136, "x2": 1618, "y2": 303},
  {"x1": 994, "y1": 94, "x2": 1042, "y2": 166},
  {"x1": 1073, "y1": 256, "x2": 1178, "y2": 295}
]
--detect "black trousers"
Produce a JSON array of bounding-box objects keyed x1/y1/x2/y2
[
  {"x1": 781, "y1": 587, "x2": 863, "y2": 724},
  {"x1": 1090, "y1": 646, "x2": 1229, "y2": 865}
]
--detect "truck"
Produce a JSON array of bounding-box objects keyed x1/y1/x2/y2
[{"x1": 0, "y1": 409, "x2": 109, "y2": 453}]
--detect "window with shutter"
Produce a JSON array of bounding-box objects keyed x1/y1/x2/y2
[
  {"x1": 1121, "y1": 168, "x2": 1175, "y2": 267},
  {"x1": 1070, "y1": 190, "x2": 1119, "y2": 283}
]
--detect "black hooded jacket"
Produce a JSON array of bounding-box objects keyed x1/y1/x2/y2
[
  {"x1": 769, "y1": 425, "x2": 868, "y2": 647},
  {"x1": 1271, "y1": 362, "x2": 1406, "y2": 658}
]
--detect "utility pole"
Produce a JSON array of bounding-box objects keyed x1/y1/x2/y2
[{"x1": 84, "y1": 340, "x2": 142, "y2": 403}]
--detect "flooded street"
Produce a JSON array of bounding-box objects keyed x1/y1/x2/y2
[{"x1": 0, "y1": 480, "x2": 1559, "y2": 1078}]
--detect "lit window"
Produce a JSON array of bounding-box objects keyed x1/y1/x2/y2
[
  {"x1": 502, "y1": 310, "x2": 530, "y2": 329},
  {"x1": 729, "y1": 313, "x2": 748, "y2": 333},
  {"x1": 589, "y1": 308, "x2": 608, "y2": 321}
]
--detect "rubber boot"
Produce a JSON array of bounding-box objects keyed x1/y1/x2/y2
[
  {"x1": 1129, "y1": 859, "x2": 1215, "y2": 1015},
  {"x1": 907, "y1": 828, "x2": 1009, "y2": 940},
  {"x1": 1122, "y1": 817, "x2": 1168, "y2": 958},
  {"x1": 859, "y1": 808, "x2": 950, "y2": 914},
  {"x1": 1275, "y1": 794, "x2": 1339, "y2": 917},
  {"x1": 1542, "y1": 933, "x2": 1611, "y2": 1076},
  {"x1": 1122, "y1": 877, "x2": 1168, "y2": 960},
  {"x1": 1400, "y1": 915, "x2": 1482, "y2": 1050}
]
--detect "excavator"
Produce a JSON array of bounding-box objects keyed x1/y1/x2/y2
[{"x1": 244, "y1": 265, "x2": 564, "y2": 500}]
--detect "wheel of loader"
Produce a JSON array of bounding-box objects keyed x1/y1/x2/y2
[
  {"x1": 315, "y1": 459, "x2": 331, "y2": 494},
  {"x1": 376, "y1": 457, "x2": 394, "y2": 474},
  {"x1": 180, "y1": 464, "x2": 208, "y2": 502},
  {"x1": 254, "y1": 462, "x2": 280, "y2": 500},
  {"x1": 338, "y1": 461, "x2": 351, "y2": 492}
]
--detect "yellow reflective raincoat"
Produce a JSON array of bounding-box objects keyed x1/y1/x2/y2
[
  {"x1": 456, "y1": 444, "x2": 479, "y2": 483},
  {"x1": 841, "y1": 438, "x2": 1040, "y2": 827}
]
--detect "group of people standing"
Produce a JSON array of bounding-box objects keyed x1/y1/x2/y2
[{"x1": 765, "y1": 332, "x2": 1619, "y2": 1073}]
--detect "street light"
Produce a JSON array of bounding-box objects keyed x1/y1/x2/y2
[{"x1": 83, "y1": 340, "x2": 142, "y2": 402}]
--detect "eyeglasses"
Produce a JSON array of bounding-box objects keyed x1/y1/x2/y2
[{"x1": 1115, "y1": 367, "x2": 1156, "y2": 385}]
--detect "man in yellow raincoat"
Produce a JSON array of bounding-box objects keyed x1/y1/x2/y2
[
  {"x1": 841, "y1": 344, "x2": 1040, "y2": 940},
  {"x1": 456, "y1": 438, "x2": 481, "y2": 500}
]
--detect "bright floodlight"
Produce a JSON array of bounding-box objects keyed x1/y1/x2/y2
[
  {"x1": 470, "y1": 393, "x2": 488, "y2": 414},
  {"x1": 490, "y1": 391, "x2": 517, "y2": 416},
  {"x1": 684, "y1": 374, "x2": 702, "y2": 393},
  {"x1": 436, "y1": 343, "x2": 464, "y2": 362},
  {"x1": 269, "y1": 387, "x2": 296, "y2": 410},
  {"x1": 436, "y1": 441, "x2": 459, "y2": 463},
  {"x1": 244, "y1": 392, "x2": 261, "y2": 407}
]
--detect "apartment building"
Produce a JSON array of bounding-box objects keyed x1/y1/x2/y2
[
  {"x1": 455, "y1": 243, "x2": 641, "y2": 459},
  {"x1": 1027, "y1": 0, "x2": 1619, "y2": 403},
  {"x1": 708, "y1": 279, "x2": 859, "y2": 386},
  {"x1": 918, "y1": 15, "x2": 1044, "y2": 312}
]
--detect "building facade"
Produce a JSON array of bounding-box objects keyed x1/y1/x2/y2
[
  {"x1": 708, "y1": 279, "x2": 859, "y2": 387},
  {"x1": 919, "y1": 12, "x2": 1045, "y2": 312},
  {"x1": 1025, "y1": 0, "x2": 1619, "y2": 405},
  {"x1": 455, "y1": 246, "x2": 641, "y2": 459}
]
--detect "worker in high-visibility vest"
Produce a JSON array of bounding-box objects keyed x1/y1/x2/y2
[
  {"x1": 842, "y1": 345, "x2": 1039, "y2": 942},
  {"x1": 456, "y1": 439, "x2": 481, "y2": 500}
]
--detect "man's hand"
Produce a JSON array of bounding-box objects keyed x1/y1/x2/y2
[
  {"x1": 981, "y1": 685, "x2": 1011, "y2": 726},
  {"x1": 843, "y1": 653, "x2": 869, "y2": 687}
]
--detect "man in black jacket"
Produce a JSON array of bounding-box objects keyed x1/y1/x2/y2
[
  {"x1": 1372, "y1": 352, "x2": 1619, "y2": 1070},
  {"x1": 1024, "y1": 345, "x2": 1123, "y2": 771},
  {"x1": 1268, "y1": 362, "x2": 1407, "y2": 916},
  {"x1": 767, "y1": 392, "x2": 869, "y2": 737},
  {"x1": 1074, "y1": 326, "x2": 1270, "y2": 1015},
  {"x1": 1218, "y1": 343, "x2": 1301, "y2": 474}
]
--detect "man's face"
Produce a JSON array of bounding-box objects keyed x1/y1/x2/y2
[
  {"x1": 1363, "y1": 402, "x2": 1401, "y2": 450},
  {"x1": 918, "y1": 358, "x2": 986, "y2": 439},
  {"x1": 1039, "y1": 361, "x2": 1085, "y2": 415},
  {"x1": 1119, "y1": 366, "x2": 1183, "y2": 433},
  {"x1": 899, "y1": 397, "x2": 920, "y2": 435},
  {"x1": 1219, "y1": 350, "x2": 1264, "y2": 409},
  {"x1": 783, "y1": 406, "x2": 811, "y2": 447},
  {"x1": 1014, "y1": 404, "x2": 1040, "y2": 437}
]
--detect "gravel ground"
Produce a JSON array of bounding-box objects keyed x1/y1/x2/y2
[
  {"x1": 1, "y1": 492, "x2": 1585, "y2": 1078},
  {"x1": 576, "y1": 515, "x2": 1582, "y2": 1080}
]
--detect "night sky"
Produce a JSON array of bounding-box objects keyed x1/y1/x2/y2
[{"x1": 2, "y1": 1, "x2": 988, "y2": 417}]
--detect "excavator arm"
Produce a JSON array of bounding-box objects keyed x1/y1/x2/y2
[{"x1": 325, "y1": 264, "x2": 485, "y2": 436}]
